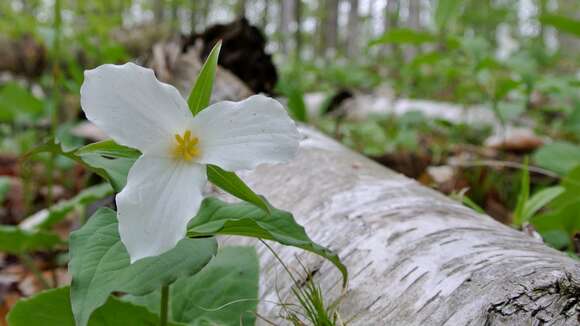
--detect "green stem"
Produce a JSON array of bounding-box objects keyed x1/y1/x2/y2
[
  {"x1": 20, "y1": 254, "x2": 51, "y2": 289},
  {"x1": 160, "y1": 284, "x2": 170, "y2": 326},
  {"x1": 47, "y1": 0, "x2": 62, "y2": 207}
]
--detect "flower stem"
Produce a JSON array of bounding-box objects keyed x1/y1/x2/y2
[
  {"x1": 20, "y1": 254, "x2": 51, "y2": 289},
  {"x1": 160, "y1": 284, "x2": 170, "y2": 326},
  {"x1": 47, "y1": 0, "x2": 62, "y2": 207}
]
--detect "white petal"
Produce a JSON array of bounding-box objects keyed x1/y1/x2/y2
[
  {"x1": 81, "y1": 63, "x2": 192, "y2": 152},
  {"x1": 191, "y1": 95, "x2": 300, "y2": 171},
  {"x1": 116, "y1": 155, "x2": 206, "y2": 262}
]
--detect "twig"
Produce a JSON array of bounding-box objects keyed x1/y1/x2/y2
[{"x1": 448, "y1": 159, "x2": 560, "y2": 179}]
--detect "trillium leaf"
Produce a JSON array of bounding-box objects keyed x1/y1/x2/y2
[
  {"x1": 27, "y1": 139, "x2": 138, "y2": 192},
  {"x1": 69, "y1": 208, "x2": 217, "y2": 326},
  {"x1": 74, "y1": 139, "x2": 141, "y2": 159},
  {"x1": 19, "y1": 183, "x2": 112, "y2": 230},
  {"x1": 188, "y1": 41, "x2": 222, "y2": 116},
  {"x1": 125, "y1": 246, "x2": 259, "y2": 325},
  {"x1": 207, "y1": 164, "x2": 271, "y2": 214},
  {"x1": 73, "y1": 140, "x2": 139, "y2": 191},
  {"x1": 0, "y1": 82, "x2": 44, "y2": 122},
  {"x1": 533, "y1": 141, "x2": 580, "y2": 176},
  {"x1": 0, "y1": 225, "x2": 61, "y2": 254},
  {"x1": 188, "y1": 197, "x2": 348, "y2": 287},
  {"x1": 7, "y1": 286, "x2": 186, "y2": 326}
]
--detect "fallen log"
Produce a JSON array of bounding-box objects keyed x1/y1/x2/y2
[
  {"x1": 216, "y1": 126, "x2": 579, "y2": 325},
  {"x1": 155, "y1": 48, "x2": 579, "y2": 326}
]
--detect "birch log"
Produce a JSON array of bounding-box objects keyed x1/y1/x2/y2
[
  {"x1": 218, "y1": 126, "x2": 580, "y2": 325},
  {"x1": 162, "y1": 54, "x2": 579, "y2": 325}
]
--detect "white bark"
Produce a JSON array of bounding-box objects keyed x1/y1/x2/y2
[
  {"x1": 220, "y1": 126, "x2": 580, "y2": 325},
  {"x1": 163, "y1": 51, "x2": 580, "y2": 325}
]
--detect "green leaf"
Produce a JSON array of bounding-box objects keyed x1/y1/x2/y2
[
  {"x1": 533, "y1": 141, "x2": 580, "y2": 176},
  {"x1": 513, "y1": 158, "x2": 530, "y2": 227},
  {"x1": 188, "y1": 41, "x2": 222, "y2": 116},
  {"x1": 188, "y1": 198, "x2": 348, "y2": 287},
  {"x1": 74, "y1": 139, "x2": 141, "y2": 159},
  {"x1": 540, "y1": 14, "x2": 580, "y2": 38},
  {"x1": 69, "y1": 208, "x2": 217, "y2": 326},
  {"x1": 0, "y1": 226, "x2": 61, "y2": 254},
  {"x1": 521, "y1": 186, "x2": 565, "y2": 223},
  {"x1": 551, "y1": 166, "x2": 580, "y2": 208},
  {"x1": 494, "y1": 78, "x2": 521, "y2": 101},
  {"x1": 531, "y1": 166, "x2": 580, "y2": 249},
  {"x1": 28, "y1": 139, "x2": 139, "y2": 192},
  {"x1": 20, "y1": 183, "x2": 112, "y2": 230},
  {"x1": 207, "y1": 164, "x2": 271, "y2": 214},
  {"x1": 539, "y1": 230, "x2": 572, "y2": 250},
  {"x1": 0, "y1": 176, "x2": 10, "y2": 203},
  {"x1": 286, "y1": 85, "x2": 308, "y2": 122},
  {"x1": 369, "y1": 28, "x2": 436, "y2": 46},
  {"x1": 126, "y1": 246, "x2": 259, "y2": 325},
  {"x1": 73, "y1": 140, "x2": 140, "y2": 191},
  {"x1": 532, "y1": 201, "x2": 580, "y2": 244},
  {"x1": 460, "y1": 195, "x2": 485, "y2": 214},
  {"x1": 7, "y1": 287, "x2": 185, "y2": 326},
  {"x1": 0, "y1": 82, "x2": 44, "y2": 122}
]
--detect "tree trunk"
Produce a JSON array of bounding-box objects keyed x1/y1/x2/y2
[
  {"x1": 261, "y1": 0, "x2": 270, "y2": 30},
  {"x1": 294, "y1": 0, "x2": 303, "y2": 60},
  {"x1": 556, "y1": 0, "x2": 580, "y2": 54},
  {"x1": 235, "y1": 0, "x2": 247, "y2": 18},
  {"x1": 405, "y1": 0, "x2": 421, "y2": 60},
  {"x1": 218, "y1": 126, "x2": 580, "y2": 325},
  {"x1": 278, "y1": 0, "x2": 294, "y2": 55},
  {"x1": 189, "y1": 0, "x2": 197, "y2": 33},
  {"x1": 170, "y1": 0, "x2": 179, "y2": 33},
  {"x1": 346, "y1": 0, "x2": 360, "y2": 58},
  {"x1": 385, "y1": 0, "x2": 400, "y2": 31},
  {"x1": 324, "y1": 0, "x2": 340, "y2": 56},
  {"x1": 315, "y1": 0, "x2": 327, "y2": 57},
  {"x1": 153, "y1": 0, "x2": 164, "y2": 24},
  {"x1": 384, "y1": 0, "x2": 402, "y2": 60}
]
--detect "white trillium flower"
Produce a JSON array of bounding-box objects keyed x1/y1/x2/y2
[{"x1": 80, "y1": 63, "x2": 300, "y2": 263}]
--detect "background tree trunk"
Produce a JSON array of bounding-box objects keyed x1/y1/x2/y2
[
  {"x1": 278, "y1": 0, "x2": 294, "y2": 55},
  {"x1": 218, "y1": 127, "x2": 580, "y2": 325},
  {"x1": 384, "y1": 0, "x2": 402, "y2": 60},
  {"x1": 346, "y1": 0, "x2": 360, "y2": 58},
  {"x1": 294, "y1": 0, "x2": 303, "y2": 60},
  {"x1": 324, "y1": 0, "x2": 340, "y2": 56},
  {"x1": 153, "y1": 0, "x2": 164, "y2": 24},
  {"x1": 170, "y1": 0, "x2": 179, "y2": 33},
  {"x1": 261, "y1": 0, "x2": 270, "y2": 31},
  {"x1": 235, "y1": 0, "x2": 247, "y2": 18},
  {"x1": 406, "y1": 0, "x2": 421, "y2": 57}
]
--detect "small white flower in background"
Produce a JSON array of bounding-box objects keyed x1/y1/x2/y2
[{"x1": 80, "y1": 63, "x2": 299, "y2": 263}]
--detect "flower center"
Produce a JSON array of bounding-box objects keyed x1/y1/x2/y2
[{"x1": 173, "y1": 130, "x2": 200, "y2": 161}]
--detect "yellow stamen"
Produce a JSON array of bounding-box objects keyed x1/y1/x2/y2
[{"x1": 173, "y1": 130, "x2": 200, "y2": 161}]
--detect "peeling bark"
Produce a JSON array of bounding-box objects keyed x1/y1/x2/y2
[{"x1": 216, "y1": 127, "x2": 579, "y2": 325}]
